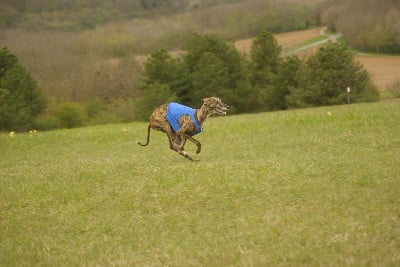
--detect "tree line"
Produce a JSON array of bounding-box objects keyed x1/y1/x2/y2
[
  {"x1": 1, "y1": 29, "x2": 379, "y2": 131},
  {"x1": 135, "y1": 30, "x2": 378, "y2": 120}
]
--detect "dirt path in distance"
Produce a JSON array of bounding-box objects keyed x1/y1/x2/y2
[{"x1": 234, "y1": 27, "x2": 322, "y2": 53}]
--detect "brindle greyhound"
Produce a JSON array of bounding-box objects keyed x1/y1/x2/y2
[{"x1": 137, "y1": 97, "x2": 229, "y2": 161}]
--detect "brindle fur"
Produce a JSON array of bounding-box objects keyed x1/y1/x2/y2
[{"x1": 137, "y1": 97, "x2": 229, "y2": 161}]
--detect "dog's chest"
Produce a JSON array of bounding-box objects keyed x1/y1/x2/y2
[{"x1": 166, "y1": 103, "x2": 202, "y2": 136}]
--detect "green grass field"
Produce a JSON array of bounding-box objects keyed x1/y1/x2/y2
[{"x1": 1, "y1": 102, "x2": 399, "y2": 266}]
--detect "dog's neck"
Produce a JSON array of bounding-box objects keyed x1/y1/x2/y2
[{"x1": 195, "y1": 104, "x2": 211, "y2": 125}]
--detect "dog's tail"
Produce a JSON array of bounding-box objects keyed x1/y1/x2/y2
[{"x1": 137, "y1": 124, "x2": 151, "y2": 146}]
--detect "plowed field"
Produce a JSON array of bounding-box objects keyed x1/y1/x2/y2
[{"x1": 356, "y1": 56, "x2": 400, "y2": 90}]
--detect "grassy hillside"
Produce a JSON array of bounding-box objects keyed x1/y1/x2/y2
[{"x1": 1, "y1": 102, "x2": 399, "y2": 266}]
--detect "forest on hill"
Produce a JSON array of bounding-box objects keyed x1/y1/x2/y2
[
  {"x1": 318, "y1": 0, "x2": 400, "y2": 53},
  {"x1": 1, "y1": 0, "x2": 399, "y2": 52},
  {"x1": 0, "y1": 0, "x2": 187, "y2": 30},
  {"x1": 0, "y1": 0, "x2": 320, "y2": 31}
]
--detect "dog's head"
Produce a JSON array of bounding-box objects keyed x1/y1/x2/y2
[{"x1": 202, "y1": 97, "x2": 230, "y2": 115}]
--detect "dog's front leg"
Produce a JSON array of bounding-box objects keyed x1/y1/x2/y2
[
  {"x1": 176, "y1": 125, "x2": 201, "y2": 154},
  {"x1": 175, "y1": 135, "x2": 199, "y2": 161},
  {"x1": 175, "y1": 116, "x2": 200, "y2": 161},
  {"x1": 185, "y1": 135, "x2": 201, "y2": 154}
]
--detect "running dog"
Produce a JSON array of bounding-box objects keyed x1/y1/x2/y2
[{"x1": 137, "y1": 97, "x2": 229, "y2": 161}]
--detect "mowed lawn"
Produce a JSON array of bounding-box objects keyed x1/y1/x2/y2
[{"x1": 1, "y1": 102, "x2": 399, "y2": 266}]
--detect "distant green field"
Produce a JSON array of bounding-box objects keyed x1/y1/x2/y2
[{"x1": 1, "y1": 102, "x2": 399, "y2": 266}]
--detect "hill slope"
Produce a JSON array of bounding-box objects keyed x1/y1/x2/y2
[{"x1": 1, "y1": 102, "x2": 399, "y2": 266}]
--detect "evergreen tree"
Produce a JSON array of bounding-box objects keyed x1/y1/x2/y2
[
  {"x1": 139, "y1": 49, "x2": 189, "y2": 101},
  {"x1": 135, "y1": 49, "x2": 181, "y2": 120},
  {"x1": 249, "y1": 30, "x2": 282, "y2": 110},
  {"x1": 183, "y1": 33, "x2": 249, "y2": 111},
  {"x1": 287, "y1": 43, "x2": 378, "y2": 108},
  {"x1": 191, "y1": 52, "x2": 230, "y2": 102},
  {"x1": 272, "y1": 56, "x2": 302, "y2": 110},
  {"x1": 0, "y1": 47, "x2": 17, "y2": 78},
  {"x1": 0, "y1": 47, "x2": 47, "y2": 131}
]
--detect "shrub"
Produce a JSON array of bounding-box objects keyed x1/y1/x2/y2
[
  {"x1": 85, "y1": 99, "x2": 107, "y2": 120},
  {"x1": 56, "y1": 102, "x2": 88, "y2": 129},
  {"x1": 33, "y1": 114, "x2": 60, "y2": 131},
  {"x1": 88, "y1": 98, "x2": 136, "y2": 125}
]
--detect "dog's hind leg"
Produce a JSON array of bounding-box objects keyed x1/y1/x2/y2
[
  {"x1": 179, "y1": 150, "x2": 199, "y2": 161},
  {"x1": 166, "y1": 134, "x2": 197, "y2": 161},
  {"x1": 168, "y1": 132, "x2": 198, "y2": 161},
  {"x1": 164, "y1": 129, "x2": 178, "y2": 151}
]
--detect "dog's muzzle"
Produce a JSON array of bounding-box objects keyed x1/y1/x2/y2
[{"x1": 216, "y1": 104, "x2": 230, "y2": 115}]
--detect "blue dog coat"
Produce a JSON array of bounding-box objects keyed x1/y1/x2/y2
[{"x1": 166, "y1": 103, "x2": 202, "y2": 136}]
